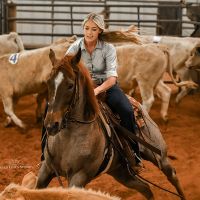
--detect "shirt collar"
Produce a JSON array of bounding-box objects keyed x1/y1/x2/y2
[{"x1": 80, "y1": 38, "x2": 103, "y2": 51}]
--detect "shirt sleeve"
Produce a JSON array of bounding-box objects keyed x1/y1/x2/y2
[
  {"x1": 65, "y1": 39, "x2": 80, "y2": 55},
  {"x1": 105, "y1": 43, "x2": 118, "y2": 78}
]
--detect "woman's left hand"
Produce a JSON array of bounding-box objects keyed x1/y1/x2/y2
[{"x1": 94, "y1": 76, "x2": 117, "y2": 96}]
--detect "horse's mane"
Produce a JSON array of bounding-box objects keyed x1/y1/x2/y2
[
  {"x1": 60, "y1": 56, "x2": 99, "y2": 118},
  {"x1": 78, "y1": 61, "x2": 100, "y2": 116}
]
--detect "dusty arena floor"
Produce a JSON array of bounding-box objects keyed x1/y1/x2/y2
[{"x1": 0, "y1": 89, "x2": 199, "y2": 200}]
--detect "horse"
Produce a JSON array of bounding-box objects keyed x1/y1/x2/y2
[{"x1": 36, "y1": 49, "x2": 186, "y2": 200}]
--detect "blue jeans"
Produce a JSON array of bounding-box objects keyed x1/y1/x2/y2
[
  {"x1": 106, "y1": 84, "x2": 140, "y2": 156},
  {"x1": 106, "y1": 84, "x2": 136, "y2": 132}
]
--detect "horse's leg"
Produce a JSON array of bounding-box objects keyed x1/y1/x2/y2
[
  {"x1": 2, "y1": 96, "x2": 25, "y2": 128},
  {"x1": 109, "y1": 165, "x2": 154, "y2": 200},
  {"x1": 141, "y1": 151, "x2": 186, "y2": 200},
  {"x1": 36, "y1": 161, "x2": 54, "y2": 188},
  {"x1": 160, "y1": 157, "x2": 186, "y2": 200},
  {"x1": 68, "y1": 171, "x2": 90, "y2": 188},
  {"x1": 35, "y1": 91, "x2": 47, "y2": 123}
]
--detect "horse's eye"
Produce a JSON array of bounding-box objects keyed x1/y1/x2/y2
[{"x1": 68, "y1": 83, "x2": 74, "y2": 90}]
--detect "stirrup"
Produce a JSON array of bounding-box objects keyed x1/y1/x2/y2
[{"x1": 134, "y1": 153, "x2": 142, "y2": 163}]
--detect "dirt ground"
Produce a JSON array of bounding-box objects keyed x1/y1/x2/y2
[{"x1": 0, "y1": 89, "x2": 199, "y2": 200}]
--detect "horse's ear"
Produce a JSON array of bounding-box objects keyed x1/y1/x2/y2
[
  {"x1": 49, "y1": 48, "x2": 57, "y2": 67},
  {"x1": 71, "y1": 48, "x2": 81, "y2": 69}
]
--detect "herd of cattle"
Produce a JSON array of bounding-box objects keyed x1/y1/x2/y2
[{"x1": 0, "y1": 31, "x2": 199, "y2": 128}]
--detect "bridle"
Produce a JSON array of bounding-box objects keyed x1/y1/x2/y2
[{"x1": 54, "y1": 67, "x2": 97, "y2": 131}]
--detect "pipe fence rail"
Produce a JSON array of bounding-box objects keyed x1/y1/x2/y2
[{"x1": 0, "y1": 0, "x2": 200, "y2": 45}]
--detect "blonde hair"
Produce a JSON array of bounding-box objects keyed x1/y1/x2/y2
[
  {"x1": 82, "y1": 12, "x2": 105, "y2": 31},
  {"x1": 100, "y1": 25, "x2": 142, "y2": 44},
  {"x1": 82, "y1": 13, "x2": 141, "y2": 45}
]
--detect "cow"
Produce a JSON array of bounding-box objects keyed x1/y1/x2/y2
[
  {"x1": 0, "y1": 32, "x2": 24, "y2": 55},
  {"x1": 0, "y1": 172, "x2": 120, "y2": 200},
  {"x1": 141, "y1": 35, "x2": 200, "y2": 103},
  {"x1": 185, "y1": 44, "x2": 200, "y2": 69},
  {"x1": 116, "y1": 43, "x2": 197, "y2": 121},
  {"x1": 0, "y1": 35, "x2": 77, "y2": 128}
]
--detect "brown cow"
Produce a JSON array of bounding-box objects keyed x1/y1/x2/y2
[
  {"x1": 116, "y1": 43, "x2": 197, "y2": 121},
  {"x1": 0, "y1": 32, "x2": 24, "y2": 55},
  {"x1": 0, "y1": 36, "x2": 77, "y2": 128},
  {"x1": 0, "y1": 172, "x2": 120, "y2": 200}
]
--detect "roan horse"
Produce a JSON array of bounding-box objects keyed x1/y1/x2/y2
[{"x1": 37, "y1": 49, "x2": 186, "y2": 200}]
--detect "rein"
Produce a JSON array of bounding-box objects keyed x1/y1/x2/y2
[
  {"x1": 61, "y1": 70, "x2": 97, "y2": 127},
  {"x1": 61, "y1": 71, "x2": 79, "y2": 124}
]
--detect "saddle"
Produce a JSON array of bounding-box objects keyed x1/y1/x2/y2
[{"x1": 97, "y1": 95, "x2": 146, "y2": 175}]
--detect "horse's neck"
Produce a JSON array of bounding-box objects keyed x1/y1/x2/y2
[
  {"x1": 72, "y1": 97, "x2": 86, "y2": 120},
  {"x1": 70, "y1": 89, "x2": 94, "y2": 121}
]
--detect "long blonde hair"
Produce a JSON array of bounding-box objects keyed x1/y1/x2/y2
[
  {"x1": 99, "y1": 25, "x2": 141, "y2": 44},
  {"x1": 83, "y1": 13, "x2": 141, "y2": 45}
]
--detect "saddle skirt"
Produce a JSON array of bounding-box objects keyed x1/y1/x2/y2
[
  {"x1": 96, "y1": 95, "x2": 145, "y2": 176},
  {"x1": 96, "y1": 95, "x2": 161, "y2": 176}
]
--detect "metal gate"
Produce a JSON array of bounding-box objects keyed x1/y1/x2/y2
[
  {"x1": 0, "y1": 0, "x2": 200, "y2": 45},
  {"x1": 0, "y1": 0, "x2": 7, "y2": 34}
]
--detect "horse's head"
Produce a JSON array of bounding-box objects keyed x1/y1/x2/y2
[
  {"x1": 45, "y1": 48, "x2": 99, "y2": 135},
  {"x1": 44, "y1": 49, "x2": 81, "y2": 135}
]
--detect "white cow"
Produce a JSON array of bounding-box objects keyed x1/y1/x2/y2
[
  {"x1": 0, "y1": 36, "x2": 76, "y2": 128},
  {"x1": 116, "y1": 43, "x2": 197, "y2": 121},
  {"x1": 141, "y1": 35, "x2": 200, "y2": 103},
  {"x1": 185, "y1": 44, "x2": 200, "y2": 69},
  {"x1": 0, "y1": 172, "x2": 120, "y2": 200},
  {"x1": 0, "y1": 32, "x2": 24, "y2": 55}
]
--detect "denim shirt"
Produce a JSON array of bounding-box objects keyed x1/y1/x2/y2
[{"x1": 65, "y1": 38, "x2": 118, "y2": 83}]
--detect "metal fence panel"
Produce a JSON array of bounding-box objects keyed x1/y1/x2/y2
[{"x1": 0, "y1": 0, "x2": 200, "y2": 45}]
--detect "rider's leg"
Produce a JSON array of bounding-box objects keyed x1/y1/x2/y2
[{"x1": 106, "y1": 84, "x2": 141, "y2": 163}]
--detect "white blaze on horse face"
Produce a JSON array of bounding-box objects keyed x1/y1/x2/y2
[{"x1": 53, "y1": 71, "x2": 64, "y2": 102}]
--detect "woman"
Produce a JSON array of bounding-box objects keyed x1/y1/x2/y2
[{"x1": 65, "y1": 13, "x2": 142, "y2": 170}]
